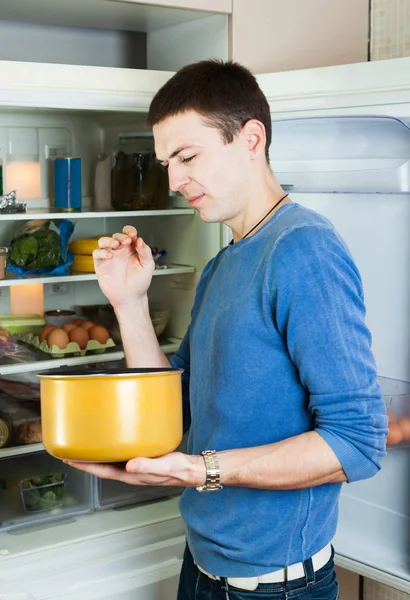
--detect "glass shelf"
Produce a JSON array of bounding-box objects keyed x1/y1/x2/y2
[
  {"x1": 0, "y1": 337, "x2": 181, "y2": 376},
  {"x1": 0, "y1": 265, "x2": 196, "y2": 287},
  {"x1": 0, "y1": 208, "x2": 195, "y2": 221},
  {"x1": 270, "y1": 115, "x2": 410, "y2": 194}
]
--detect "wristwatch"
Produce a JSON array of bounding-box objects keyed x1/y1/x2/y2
[{"x1": 196, "y1": 450, "x2": 223, "y2": 492}]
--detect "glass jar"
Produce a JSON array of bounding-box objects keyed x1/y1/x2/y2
[{"x1": 111, "y1": 134, "x2": 169, "y2": 211}]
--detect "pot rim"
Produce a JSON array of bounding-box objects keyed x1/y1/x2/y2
[{"x1": 38, "y1": 367, "x2": 183, "y2": 379}]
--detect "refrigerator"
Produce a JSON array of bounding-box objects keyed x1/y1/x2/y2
[{"x1": 1, "y1": 55, "x2": 410, "y2": 597}]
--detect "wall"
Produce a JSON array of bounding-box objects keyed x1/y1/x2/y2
[
  {"x1": 0, "y1": 20, "x2": 146, "y2": 68},
  {"x1": 370, "y1": 0, "x2": 410, "y2": 60},
  {"x1": 229, "y1": 0, "x2": 369, "y2": 74}
]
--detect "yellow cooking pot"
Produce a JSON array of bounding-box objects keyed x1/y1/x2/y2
[{"x1": 38, "y1": 368, "x2": 183, "y2": 462}]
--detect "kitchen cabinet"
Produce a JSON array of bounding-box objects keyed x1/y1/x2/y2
[
  {"x1": 0, "y1": 0, "x2": 228, "y2": 71},
  {"x1": 336, "y1": 567, "x2": 360, "y2": 600},
  {"x1": 112, "y1": 0, "x2": 232, "y2": 13},
  {"x1": 229, "y1": 0, "x2": 370, "y2": 73}
]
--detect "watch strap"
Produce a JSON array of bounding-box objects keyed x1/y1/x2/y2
[{"x1": 196, "y1": 450, "x2": 223, "y2": 492}]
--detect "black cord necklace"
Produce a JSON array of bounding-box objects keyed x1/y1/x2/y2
[{"x1": 229, "y1": 193, "x2": 289, "y2": 245}]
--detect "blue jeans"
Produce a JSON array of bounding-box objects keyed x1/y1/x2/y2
[{"x1": 177, "y1": 544, "x2": 339, "y2": 600}]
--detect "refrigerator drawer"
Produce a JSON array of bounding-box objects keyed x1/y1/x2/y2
[
  {"x1": 94, "y1": 477, "x2": 182, "y2": 511},
  {"x1": 0, "y1": 451, "x2": 93, "y2": 531}
]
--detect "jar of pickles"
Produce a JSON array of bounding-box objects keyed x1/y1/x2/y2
[{"x1": 111, "y1": 134, "x2": 169, "y2": 211}]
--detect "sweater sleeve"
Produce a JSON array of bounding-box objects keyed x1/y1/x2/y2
[{"x1": 270, "y1": 223, "x2": 388, "y2": 482}]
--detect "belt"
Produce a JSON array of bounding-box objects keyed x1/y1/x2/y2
[{"x1": 196, "y1": 543, "x2": 332, "y2": 592}]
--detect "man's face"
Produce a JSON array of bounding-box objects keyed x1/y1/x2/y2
[{"x1": 153, "y1": 111, "x2": 250, "y2": 223}]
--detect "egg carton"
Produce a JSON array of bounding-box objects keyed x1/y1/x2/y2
[{"x1": 17, "y1": 332, "x2": 115, "y2": 358}]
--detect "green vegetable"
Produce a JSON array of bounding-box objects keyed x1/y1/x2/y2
[
  {"x1": 23, "y1": 489, "x2": 42, "y2": 511},
  {"x1": 9, "y1": 222, "x2": 63, "y2": 271},
  {"x1": 21, "y1": 472, "x2": 66, "y2": 512}
]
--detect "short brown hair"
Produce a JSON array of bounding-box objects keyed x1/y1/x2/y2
[{"x1": 146, "y1": 59, "x2": 272, "y2": 162}]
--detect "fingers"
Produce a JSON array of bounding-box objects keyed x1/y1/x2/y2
[
  {"x1": 64, "y1": 461, "x2": 125, "y2": 480},
  {"x1": 94, "y1": 226, "x2": 138, "y2": 260}
]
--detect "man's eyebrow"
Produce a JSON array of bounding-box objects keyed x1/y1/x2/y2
[{"x1": 156, "y1": 145, "x2": 193, "y2": 163}]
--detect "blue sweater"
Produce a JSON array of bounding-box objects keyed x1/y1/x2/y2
[{"x1": 171, "y1": 202, "x2": 387, "y2": 577}]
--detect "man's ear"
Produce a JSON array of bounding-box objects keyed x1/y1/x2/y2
[{"x1": 242, "y1": 119, "x2": 267, "y2": 160}]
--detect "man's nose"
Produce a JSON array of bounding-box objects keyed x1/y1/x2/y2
[{"x1": 168, "y1": 164, "x2": 191, "y2": 193}]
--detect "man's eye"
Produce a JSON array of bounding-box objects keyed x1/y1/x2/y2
[{"x1": 181, "y1": 155, "x2": 196, "y2": 164}]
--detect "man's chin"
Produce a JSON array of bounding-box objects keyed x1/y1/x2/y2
[{"x1": 196, "y1": 208, "x2": 222, "y2": 224}]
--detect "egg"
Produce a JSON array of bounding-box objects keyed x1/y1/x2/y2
[
  {"x1": 88, "y1": 325, "x2": 110, "y2": 344},
  {"x1": 387, "y1": 422, "x2": 403, "y2": 446},
  {"x1": 399, "y1": 417, "x2": 410, "y2": 442},
  {"x1": 68, "y1": 327, "x2": 90, "y2": 349},
  {"x1": 80, "y1": 320, "x2": 95, "y2": 332},
  {"x1": 72, "y1": 318, "x2": 86, "y2": 326},
  {"x1": 62, "y1": 323, "x2": 77, "y2": 333},
  {"x1": 47, "y1": 328, "x2": 70, "y2": 349},
  {"x1": 39, "y1": 325, "x2": 56, "y2": 342}
]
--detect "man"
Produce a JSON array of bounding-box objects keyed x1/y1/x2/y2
[{"x1": 71, "y1": 60, "x2": 387, "y2": 599}]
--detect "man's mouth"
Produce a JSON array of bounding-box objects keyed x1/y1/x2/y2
[{"x1": 187, "y1": 194, "x2": 205, "y2": 206}]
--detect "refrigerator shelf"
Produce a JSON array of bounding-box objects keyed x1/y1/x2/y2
[
  {"x1": 270, "y1": 115, "x2": 410, "y2": 194},
  {"x1": 0, "y1": 208, "x2": 195, "y2": 221},
  {"x1": 0, "y1": 338, "x2": 182, "y2": 376},
  {"x1": 0, "y1": 265, "x2": 196, "y2": 287}
]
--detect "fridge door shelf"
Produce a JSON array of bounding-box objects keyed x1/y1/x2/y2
[
  {"x1": 379, "y1": 376, "x2": 410, "y2": 449},
  {"x1": 270, "y1": 116, "x2": 410, "y2": 194}
]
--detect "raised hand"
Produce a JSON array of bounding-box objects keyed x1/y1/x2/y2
[{"x1": 93, "y1": 225, "x2": 155, "y2": 308}]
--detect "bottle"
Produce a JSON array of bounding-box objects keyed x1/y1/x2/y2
[{"x1": 94, "y1": 154, "x2": 112, "y2": 211}]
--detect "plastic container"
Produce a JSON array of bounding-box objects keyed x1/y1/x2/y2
[
  {"x1": 0, "y1": 395, "x2": 41, "y2": 447},
  {"x1": 379, "y1": 376, "x2": 410, "y2": 449},
  {"x1": 45, "y1": 309, "x2": 76, "y2": 327},
  {"x1": 20, "y1": 473, "x2": 66, "y2": 513},
  {"x1": 0, "y1": 451, "x2": 93, "y2": 531},
  {"x1": 17, "y1": 331, "x2": 115, "y2": 358},
  {"x1": 0, "y1": 314, "x2": 45, "y2": 335},
  {"x1": 111, "y1": 133, "x2": 169, "y2": 211}
]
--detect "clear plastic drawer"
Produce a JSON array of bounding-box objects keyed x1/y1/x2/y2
[
  {"x1": 0, "y1": 451, "x2": 93, "y2": 531},
  {"x1": 94, "y1": 434, "x2": 187, "y2": 510},
  {"x1": 94, "y1": 478, "x2": 182, "y2": 511}
]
